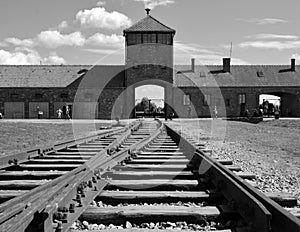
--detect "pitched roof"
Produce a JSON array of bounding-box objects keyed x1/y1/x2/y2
[
  {"x1": 0, "y1": 65, "x2": 124, "y2": 88},
  {"x1": 0, "y1": 64, "x2": 300, "y2": 88},
  {"x1": 124, "y1": 15, "x2": 175, "y2": 33},
  {"x1": 174, "y1": 65, "x2": 300, "y2": 87}
]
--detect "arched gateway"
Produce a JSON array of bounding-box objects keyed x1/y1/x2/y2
[{"x1": 121, "y1": 8, "x2": 176, "y2": 118}]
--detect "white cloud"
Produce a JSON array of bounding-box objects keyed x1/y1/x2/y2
[
  {"x1": 57, "y1": 21, "x2": 68, "y2": 30},
  {"x1": 96, "y1": 1, "x2": 106, "y2": 6},
  {"x1": 0, "y1": 49, "x2": 40, "y2": 65},
  {"x1": 4, "y1": 37, "x2": 35, "y2": 47},
  {"x1": 0, "y1": 48, "x2": 66, "y2": 65},
  {"x1": 239, "y1": 40, "x2": 300, "y2": 50},
  {"x1": 75, "y1": 7, "x2": 132, "y2": 30},
  {"x1": 134, "y1": 0, "x2": 175, "y2": 9},
  {"x1": 236, "y1": 18, "x2": 288, "y2": 25},
  {"x1": 245, "y1": 34, "x2": 298, "y2": 40},
  {"x1": 86, "y1": 33, "x2": 124, "y2": 47},
  {"x1": 37, "y1": 30, "x2": 85, "y2": 48},
  {"x1": 46, "y1": 52, "x2": 66, "y2": 64}
]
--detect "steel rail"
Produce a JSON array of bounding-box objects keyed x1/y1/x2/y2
[
  {"x1": 0, "y1": 120, "x2": 162, "y2": 232},
  {"x1": 0, "y1": 125, "x2": 129, "y2": 170},
  {"x1": 164, "y1": 124, "x2": 272, "y2": 232},
  {"x1": 43, "y1": 120, "x2": 163, "y2": 232},
  {"x1": 0, "y1": 121, "x2": 141, "y2": 231}
]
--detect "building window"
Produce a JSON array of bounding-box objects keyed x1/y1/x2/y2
[
  {"x1": 238, "y1": 94, "x2": 246, "y2": 104},
  {"x1": 203, "y1": 94, "x2": 211, "y2": 106},
  {"x1": 183, "y1": 94, "x2": 191, "y2": 105}
]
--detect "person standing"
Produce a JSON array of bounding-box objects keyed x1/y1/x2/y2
[
  {"x1": 213, "y1": 106, "x2": 218, "y2": 119},
  {"x1": 56, "y1": 108, "x2": 62, "y2": 119},
  {"x1": 66, "y1": 105, "x2": 70, "y2": 119},
  {"x1": 187, "y1": 106, "x2": 191, "y2": 118}
]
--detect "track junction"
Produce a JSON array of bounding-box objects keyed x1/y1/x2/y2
[{"x1": 0, "y1": 119, "x2": 299, "y2": 232}]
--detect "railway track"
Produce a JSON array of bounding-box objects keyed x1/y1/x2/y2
[{"x1": 0, "y1": 119, "x2": 299, "y2": 232}]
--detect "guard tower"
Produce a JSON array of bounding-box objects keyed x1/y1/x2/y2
[
  {"x1": 123, "y1": 9, "x2": 176, "y2": 117},
  {"x1": 123, "y1": 8, "x2": 176, "y2": 86}
]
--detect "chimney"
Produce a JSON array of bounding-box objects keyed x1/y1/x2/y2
[
  {"x1": 223, "y1": 58, "x2": 231, "y2": 72},
  {"x1": 191, "y1": 58, "x2": 195, "y2": 72},
  {"x1": 291, "y1": 58, "x2": 296, "y2": 71},
  {"x1": 145, "y1": 8, "x2": 151, "y2": 15}
]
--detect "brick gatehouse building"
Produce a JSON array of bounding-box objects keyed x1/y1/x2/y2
[{"x1": 0, "y1": 10, "x2": 300, "y2": 119}]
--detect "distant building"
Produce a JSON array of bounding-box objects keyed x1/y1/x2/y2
[{"x1": 0, "y1": 9, "x2": 299, "y2": 119}]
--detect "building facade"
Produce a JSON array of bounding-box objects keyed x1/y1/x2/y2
[{"x1": 0, "y1": 10, "x2": 300, "y2": 119}]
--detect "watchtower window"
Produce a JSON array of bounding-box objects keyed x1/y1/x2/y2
[
  {"x1": 127, "y1": 33, "x2": 142, "y2": 46},
  {"x1": 166, "y1": 34, "x2": 172, "y2": 45},
  {"x1": 142, "y1": 33, "x2": 156, "y2": 43},
  {"x1": 157, "y1": 33, "x2": 172, "y2": 45}
]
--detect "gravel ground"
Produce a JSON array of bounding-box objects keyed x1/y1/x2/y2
[
  {"x1": 72, "y1": 220, "x2": 234, "y2": 231},
  {"x1": 91, "y1": 201, "x2": 205, "y2": 208},
  {"x1": 0, "y1": 119, "x2": 130, "y2": 156},
  {"x1": 167, "y1": 118, "x2": 300, "y2": 202}
]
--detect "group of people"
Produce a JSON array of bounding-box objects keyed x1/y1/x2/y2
[
  {"x1": 241, "y1": 101, "x2": 280, "y2": 119},
  {"x1": 56, "y1": 104, "x2": 72, "y2": 119}
]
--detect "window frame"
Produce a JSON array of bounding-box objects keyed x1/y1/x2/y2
[
  {"x1": 183, "y1": 93, "x2": 191, "y2": 105},
  {"x1": 238, "y1": 93, "x2": 246, "y2": 104}
]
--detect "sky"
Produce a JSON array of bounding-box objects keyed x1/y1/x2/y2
[{"x1": 1, "y1": 0, "x2": 300, "y2": 65}]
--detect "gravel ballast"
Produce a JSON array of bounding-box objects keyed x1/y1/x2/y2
[{"x1": 167, "y1": 119, "x2": 300, "y2": 202}]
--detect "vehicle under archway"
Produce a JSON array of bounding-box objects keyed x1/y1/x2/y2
[{"x1": 134, "y1": 85, "x2": 165, "y2": 118}]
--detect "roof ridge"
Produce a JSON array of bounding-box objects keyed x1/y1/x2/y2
[
  {"x1": 124, "y1": 14, "x2": 175, "y2": 33},
  {"x1": 148, "y1": 15, "x2": 175, "y2": 31}
]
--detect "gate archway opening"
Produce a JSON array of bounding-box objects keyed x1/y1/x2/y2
[
  {"x1": 259, "y1": 92, "x2": 299, "y2": 117},
  {"x1": 259, "y1": 94, "x2": 281, "y2": 117},
  {"x1": 134, "y1": 85, "x2": 165, "y2": 118}
]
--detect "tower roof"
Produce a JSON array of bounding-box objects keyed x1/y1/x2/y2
[{"x1": 123, "y1": 10, "x2": 175, "y2": 34}]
